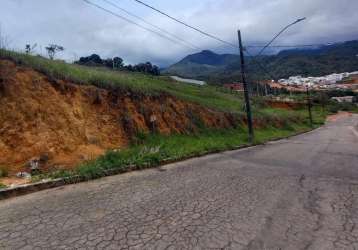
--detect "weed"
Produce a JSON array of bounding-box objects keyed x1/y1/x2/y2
[
  {"x1": 0, "y1": 166, "x2": 9, "y2": 178},
  {"x1": 132, "y1": 130, "x2": 149, "y2": 145}
]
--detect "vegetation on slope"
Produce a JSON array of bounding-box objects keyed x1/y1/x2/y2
[
  {"x1": 0, "y1": 49, "x2": 333, "y2": 184},
  {"x1": 0, "y1": 49, "x2": 243, "y2": 113},
  {"x1": 36, "y1": 118, "x2": 324, "y2": 181},
  {"x1": 0, "y1": 58, "x2": 242, "y2": 173}
]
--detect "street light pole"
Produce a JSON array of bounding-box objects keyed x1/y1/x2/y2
[
  {"x1": 238, "y1": 30, "x2": 254, "y2": 143},
  {"x1": 255, "y1": 18, "x2": 306, "y2": 57},
  {"x1": 236, "y1": 18, "x2": 306, "y2": 142}
]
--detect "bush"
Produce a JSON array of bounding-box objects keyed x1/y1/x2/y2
[
  {"x1": 340, "y1": 102, "x2": 357, "y2": 111},
  {"x1": 328, "y1": 102, "x2": 357, "y2": 113},
  {"x1": 328, "y1": 104, "x2": 340, "y2": 114},
  {"x1": 0, "y1": 166, "x2": 9, "y2": 177}
]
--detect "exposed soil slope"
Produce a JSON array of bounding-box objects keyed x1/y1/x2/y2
[
  {"x1": 0, "y1": 60, "x2": 237, "y2": 174},
  {"x1": 266, "y1": 100, "x2": 306, "y2": 110}
]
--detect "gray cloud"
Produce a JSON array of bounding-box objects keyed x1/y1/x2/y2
[{"x1": 1, "y1": 0, "x2": 358, "y2": 66}]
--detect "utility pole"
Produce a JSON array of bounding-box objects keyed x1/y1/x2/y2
[
  {"x1": 306, "y1": 87, "x2": 313, "y2": 127},
  {"x1": 238, "y1": 30, "x2": 254, "y2": 143}
]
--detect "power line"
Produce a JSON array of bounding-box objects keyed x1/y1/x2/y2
[
  {"x1": 132, "y1": 0, "x2": 238, "y2": 49},
  {"x1": 84, "y1": 0, "x2": 321, "y2": 82},
  {"x1": 83, "y1": 0, "x2": 281, "y2": 81},
  {"x1": 82, "y1": 0, "x2": 197, "y2": 50},
  {"x1": 244, "y1": 50, "x2": 277, "y2": 81},
  {"x1": 101, "y1": 0, "x2": 201, "y2": 50},
  {"x1": 129, "y1": 0, "x2": 297, "y2": 81},
  {"x1": 244, "y1": 19, "x2": 306, "y2": 81},
  {"x1": 246, "y1": 44, "x2": 330, "y2": 48}
]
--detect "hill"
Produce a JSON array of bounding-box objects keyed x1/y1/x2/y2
[
  {"x1": 163, "y1": 40, "x2": 358, "y2": 83},
  {"x1": 162, "y1": 50, "x2": 237, "y2": 80},
  {"x1": 0, "y1": 49, "x2": 324, "y2": 186},
  {"x1": 0, "y1": 50, "x2": 242, "y2": 173}
]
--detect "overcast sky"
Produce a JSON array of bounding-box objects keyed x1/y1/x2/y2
[{"x1": 1, "y1": 0, "x2": 358, "y2": 66}]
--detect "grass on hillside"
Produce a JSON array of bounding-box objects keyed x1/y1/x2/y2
[
  {"x1": 0, "y1": 183, "x2": 6, "y2": 189},
  {"x1": 0, "y1": 49, "x2": 245, "y2": 113},
  {"x1": 0, "y1": 166, "x2": 9, "y2": 178},
  {"x1": 0, "y1": 49, "x2": 333, "y2": 184},
  {"x1": 33, "y1": 110, "x2": 324, "y2": 182},
  {"x1": 1, "y1": 49, "x2": 338, "y2": 118}
]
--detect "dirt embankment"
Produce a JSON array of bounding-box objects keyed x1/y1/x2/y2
[
  {"x1": 266, "y1": 100, "x2": 306, "y2": 110},
  {"x1": 0, "y1": 60, "x2": 237, "y2": 174},
  {"x1": 326, "y1": 112, "x2": 353, "y2": 122}
]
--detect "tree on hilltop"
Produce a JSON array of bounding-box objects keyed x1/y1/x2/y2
[
  {"x1": 25, "y1": 43, "x2": 37, "y2": 54},
  {"x1": 45, "y1": 44, "x2": 64, "y2": 60}
]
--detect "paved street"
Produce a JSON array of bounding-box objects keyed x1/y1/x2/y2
[{"x1": 0, "y1": 114, "x2": 358, "y2": 250}]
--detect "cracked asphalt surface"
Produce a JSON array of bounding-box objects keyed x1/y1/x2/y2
[{"x1": 0, "y1": 114, "x2": 358, "y2": 250}]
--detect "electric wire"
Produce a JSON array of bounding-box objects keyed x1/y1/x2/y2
[
  {"x1": 82, "y1": 0, "x2": 197, "y2": 50},
  {"x1": 246, "y1": 44, "x2": 330, "y2": 48},
  {"x1": 101, "y1": 0, "x2": 201, "y2": 50},
  {"x1": 84, "y1": 0, "x2": 329, "y2": 82},
  {"x1": 130, "y1": 0, "x2": 289, "y2": 80},
  {"x1": 132, "y1": 0, "x2": 238, "y2": 49}
]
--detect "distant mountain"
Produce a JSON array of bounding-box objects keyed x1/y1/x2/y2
[
  {"x1": 178, "y1": 50, "x2": 237, "y2": 66},
  {"x1": 163, "y1": 40, "x2": 358, "y2": 83},
  {"x1": 277, "y1": 40, "x2": 358, "y2": 57},
  {"x1": 163, "y1": 50, "x2": 237, "y2": 79}
]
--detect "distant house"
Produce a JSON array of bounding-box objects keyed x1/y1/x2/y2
[
  {"x1": 170, "y1": 76, "x2": 206, "y2": 86},
  {"x1": 223, "y1": 83, "x2": 244, "y2": 91}
]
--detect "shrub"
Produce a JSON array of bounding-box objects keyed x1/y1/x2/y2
[{"x1": 0, "y1": 166, "x2": 9, "y2": 177}]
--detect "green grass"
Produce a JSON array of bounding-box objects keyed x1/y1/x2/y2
[
  {"x1": 35, "y1": 117, "x2": 319, "y2": 182},
  {"x1": 0, "y1": 49, "x2": 244, "y2": 112},
  {"x1": 0, "y1": 183, "x2": 6, "y2": 189},
  {"x1": 1, "y1": 49, "x2": 335, "y2": 120}
]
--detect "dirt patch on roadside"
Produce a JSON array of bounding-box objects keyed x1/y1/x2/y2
[
  {"x1": 1, "y1": 177, "x2": 29, "y2": 187},
  {"x1": 326, "y1": 112, "x2": 353, "y2": 122}
]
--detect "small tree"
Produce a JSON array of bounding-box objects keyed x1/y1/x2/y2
[
  {"x1": 113, "y1": 57, "x2": 123, "y2": 69},
  {"x1": 77, "y1": 54, "x2": 103, "y2": 65},
  {"x1": 45, "y1": 44, "x2": 64, "y2": 60},
  {"x1": 151, "y1": 65, "x2": 160, "y2": 76},
  {"x1": 25, "y1": 43, "x2": 37, "y2": 54},
  {"x1": 103, "y1": 58, "x2": 114, "y2": 68},
  {"x1": 125, "y1": 64, "x2": 133, "y2": 71}
]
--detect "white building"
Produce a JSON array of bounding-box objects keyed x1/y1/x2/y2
[
  {"x1": 331, "y1": 96, "x2": 355, "y2": 103},
  {"x1": 279, "y1": 71, "x2": 358, "y2": 88}
]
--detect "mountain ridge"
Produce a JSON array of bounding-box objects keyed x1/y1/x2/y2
[{"x1": 163, "y1": 40, "x2": 358, "y2": 82}]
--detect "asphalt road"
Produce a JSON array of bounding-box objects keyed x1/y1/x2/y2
[{"x1": 0, "y1": 114, "x2": 358, "y2": 250}]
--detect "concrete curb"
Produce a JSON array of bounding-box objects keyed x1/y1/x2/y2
[{"x1": 0, "y1": 127, "x2": 321, "y2": 201}]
